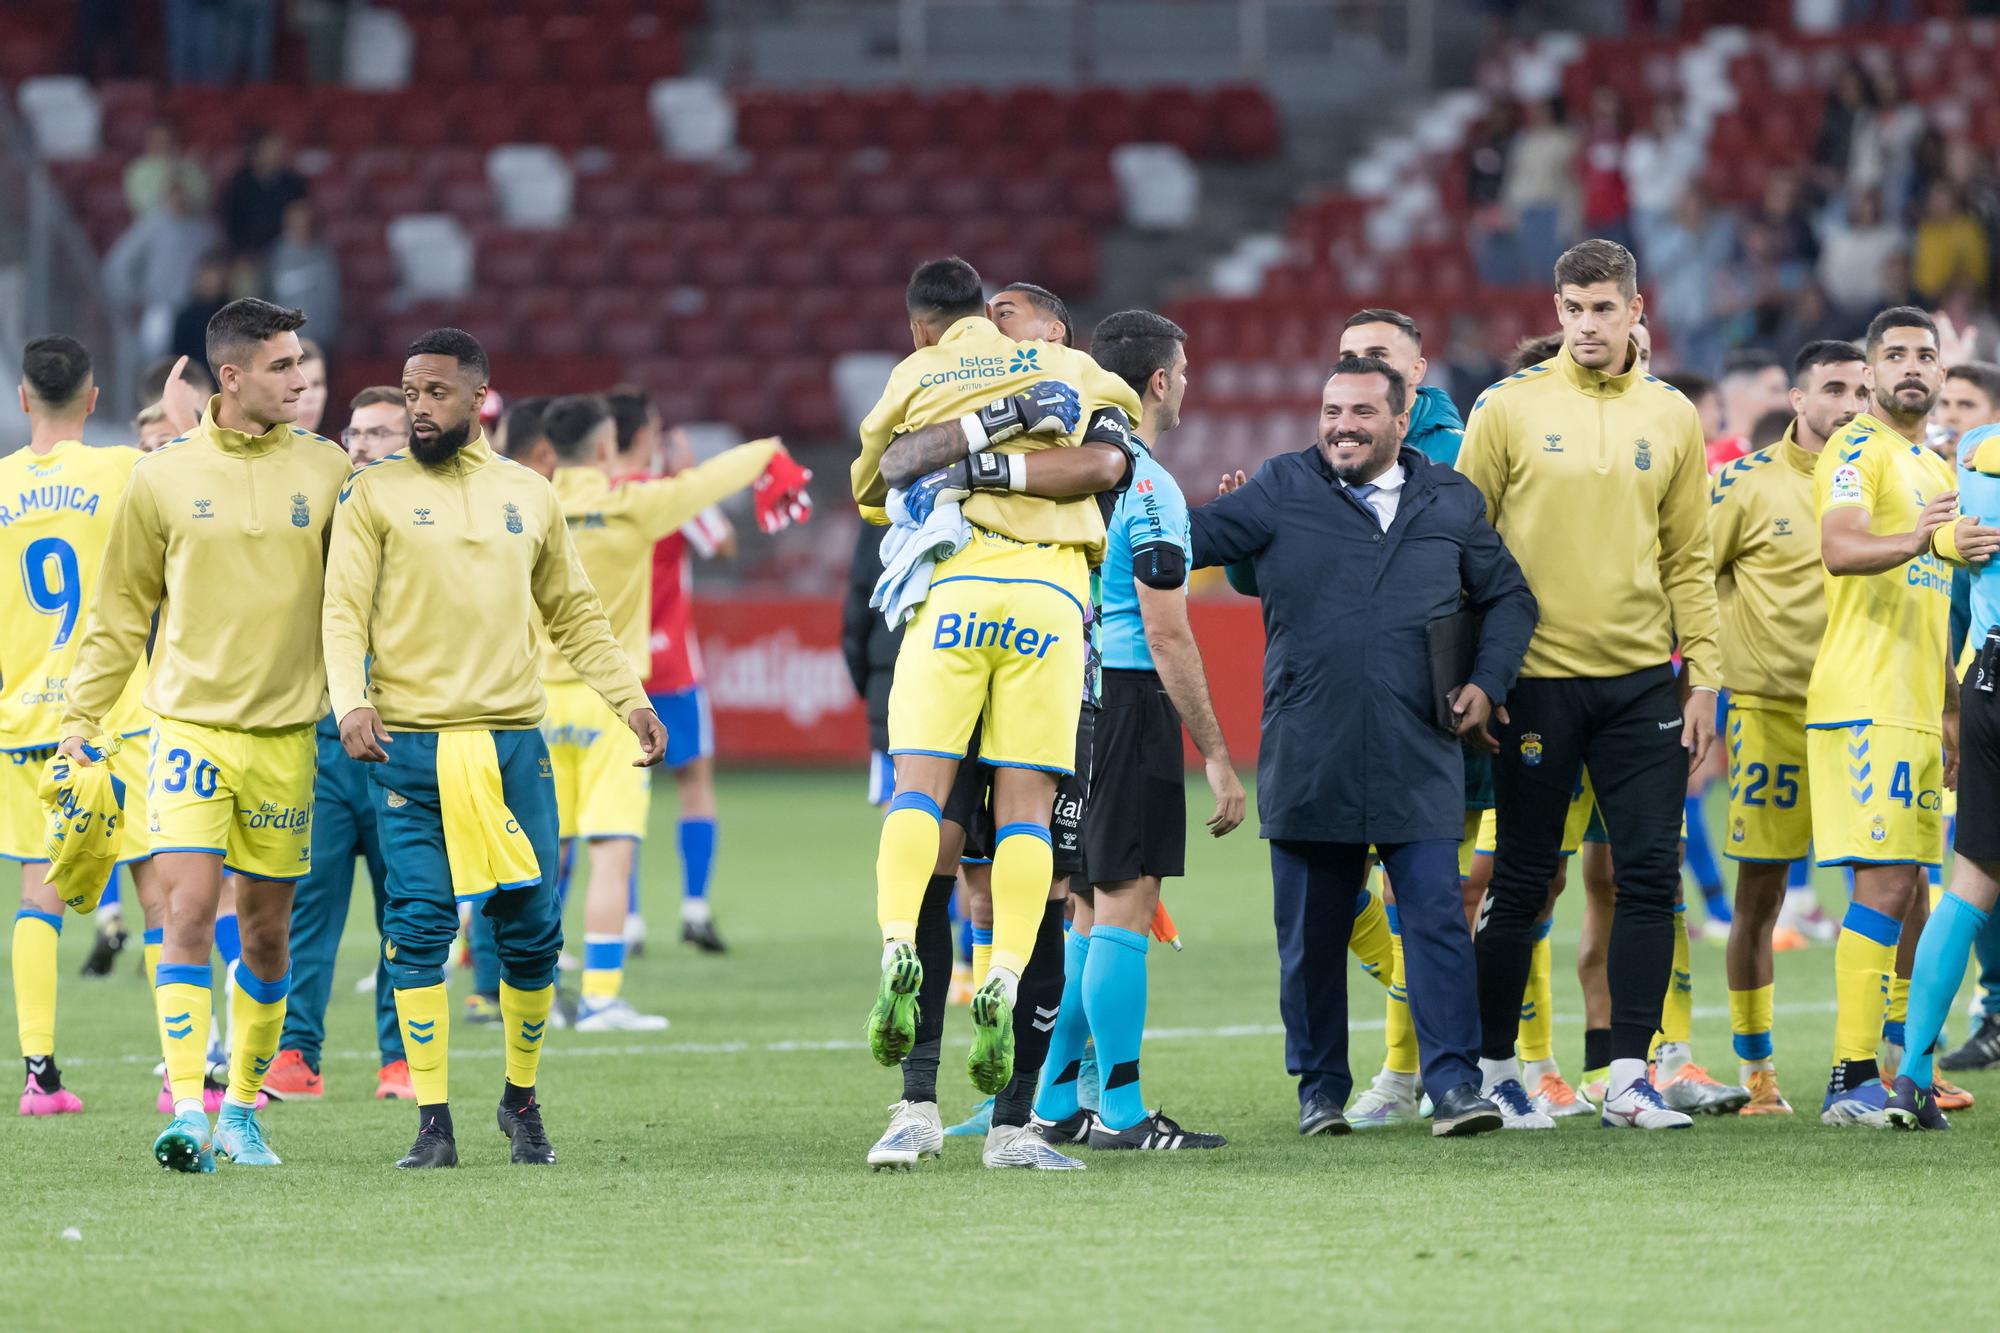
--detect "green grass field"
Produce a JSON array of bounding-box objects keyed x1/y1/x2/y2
[{"x1": 5, "y1": 769, "x2": 1996, "y2": 1330}]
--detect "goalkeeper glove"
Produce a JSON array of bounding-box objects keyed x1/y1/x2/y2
[
  {"x1": 902, "y1": 453, "x2": 1025, "y2": 525},
  {"x1": 960, "y1": 380, "x2": 1081, "y2": 452}
]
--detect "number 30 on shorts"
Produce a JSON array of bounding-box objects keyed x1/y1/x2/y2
[
  {"x1": 160, "y1": 747, "x2": 219, "y2": 799},
  {"x1": 1738, "y1": 762, "x2": 1800, "y2": 808}
]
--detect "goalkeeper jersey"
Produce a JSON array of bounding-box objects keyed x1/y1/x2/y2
[{"x1": 0, "y1": 440, "x2": 150, "y2": 749}]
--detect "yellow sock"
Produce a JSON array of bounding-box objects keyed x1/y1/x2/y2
[
  {"x1": 13, "y1": 911, "x2": 60, "y2": 1058},
  {"x1": 153, "y1": 964, "x2": 213, "y2": 1106},
  {"x1": 987, "y1": 823, "x2": 1053, "y2": 977},
  {"x1": 876, "y1": 794, "x2": 942, "y2": 941},
  {"x1": 1382, "y1": 911, "x2": 1418, "y2": 1076},
  {"x1": 580, "y1": 933, "x2": 623, "y2": 1004},
  {"x1": 1656, "y1": 904, "x2": 1693, "y2": 1051},
  {"x1": 500, "y1": 981, "x2": 554, "y2": 1090},
  {"x1": 225, "y1": 962, "x2": 289, "y2": 1105},
  {"x1": 1833, "y1": 906, "x2": 1899, "y2": 1064},
  {"x1": 1518, "y1": 922, "x2": 1554, "y2": 1062},
  {"x1": 395, "y1": 982, "x2": 450, "y2": 1104},
  {"x1": 1887, "y1": 973, "x2": 1910, "y2": 1028},
  {"x1": 971, "y1": 938, "x2": 993, "y2": 990},
  {"x1": 142, "y1": 929, "x2": 162, "y2": 986},
  {"x1": 1348, "y1": 885, "x2": 1392, "y2": 988},
  {"x1": 1730, "y1": 982, "x2": 1774, "y2": 1070}
]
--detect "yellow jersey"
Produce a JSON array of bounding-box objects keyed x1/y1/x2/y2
[
  {"x1": 539, "y1": 440, "x2": 778, "y2": 682},
  {"x1": 0, "y1": 440, "x2": 149, "y2": 748},
  {"x1": 1708, "y1": 424, "x2": 1825, "y2": 709},
  {"x1": 1806, "y1": 413, "x2": 1957, "y2": 733},
  {"x1": 322, "y1": 434, "x2": 648, "y2": 731},
  {"x1": 852, "y1": 316, "x2": 1143, "y2": 561},
  {"x1": 62, "y1": 403, "x2": 351, "y2": 736},
  {"x1": 1456, "y1": 343, "x2": 1721, "y2": 687}
]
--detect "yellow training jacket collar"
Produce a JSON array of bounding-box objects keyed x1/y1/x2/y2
[
  {"x1": 939, "y1": 315, "x2": 999, "y2": 345},
  {"x1": 1554, "y1": 340, "x2": 1642, "y2": 398},
  {"x1": 424, "y1": 431, "x2": 497, "y2": 476},
  {"x1": 197, "y1": 396, "x2": 294, "y2": 456},
  {"x1": 1777, "y1": 422, "x2": 1818, "y2": 476}
]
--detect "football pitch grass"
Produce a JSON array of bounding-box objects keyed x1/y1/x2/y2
[{"x1": 6, "y1": 769, "x2": 1997, "y2": 1330}]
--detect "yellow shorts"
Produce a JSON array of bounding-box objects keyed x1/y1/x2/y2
[
  {"x1": 1806, "y1": 722, "x2": 1944, "y2": 867},
  {"x1": 542, "y1": 679, "x2": 650, "y2": 840},
  {"x1": 888, "y1": 529, "x2": 1089, "y2": 773},
  {"x1": 0, "y1": 734, "x2": 151, "y2": 864},
  {"x1": 148, "y1": 718, "x2": 316, "y2": 881},
  {"x1": 1723, "y1": 702, "x2": 1811, "y2": 862},
  {"x1": 1473, "y1": 772, "x2": 1595, "y2": 859},
  {"x1": 1457, "y1": 808, "x2": 1482, "y2": 878}
]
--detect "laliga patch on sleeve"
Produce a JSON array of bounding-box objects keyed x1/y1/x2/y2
[{"x1": 1829, "y1": 464, "x2": 1863, "y2": 504}]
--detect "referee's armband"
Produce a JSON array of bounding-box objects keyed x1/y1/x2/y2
[
  {"x1": 1133, "y1": 539, "x2": 1188, "y2": 590},
  {"x1": 1082, "y1": 407, "x2": 1139, "y2": 493}
]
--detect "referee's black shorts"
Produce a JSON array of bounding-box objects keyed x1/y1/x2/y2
[
  {"x1": 1082, "y1": 668, "x2": 1186, "y2": 884},
  {"x1": 945, "y1": 714, "x2": 1094, "y2": 880},
  {"x1": 1957, "y1": 651, "x2": 2000, "y2": 861}
]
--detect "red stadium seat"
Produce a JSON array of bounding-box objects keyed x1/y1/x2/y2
[
  {"x1": 1137, "y1": 87, "x2": 1206, "y2": 154},
  {"x1": 474, "y1": 229, "x2": 550, "y2": 287}
]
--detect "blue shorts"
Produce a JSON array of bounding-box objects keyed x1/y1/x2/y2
[{"x1": 650, "y1": 686, "x2": 714, "y2": 770}]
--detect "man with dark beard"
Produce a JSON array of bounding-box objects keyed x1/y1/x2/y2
[
  {"x1": 321, "y1": 328, "x2": 666, "y2": 1170},
  {"x1": 1190, "y1": 356, "x2": 1537, "y2": 1138}
]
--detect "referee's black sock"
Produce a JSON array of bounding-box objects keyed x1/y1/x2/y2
[
  {"x1": 993, "y1": 897, "x2": 1066, "y2": 1128},
  {"x1": 901, "y1": 873, "x2": 956, "y2": 1105},
  {"x1": 1582, "y1": 1027, "x2": 1611, "y2": 1076}
]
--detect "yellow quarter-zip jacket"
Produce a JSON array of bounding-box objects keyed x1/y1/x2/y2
[
  {"x1": 1457, "y1": 342, "x2": 1722, "y2": 688},
  {"x1": 62, "y1": 402, "x2": 350, "y2": 735},
  {"x1": 1708, "y1": 424, "x2": 1825, "y2": 709},
  {"x1": 540, "y1": 439, "x2": 779, "y2": 682},
  {"x1": 322, "y1": 434, "x2": 648, "y2": 731},
  {"x1": 852, "y1": 316, "x2": 1143, "y2": 560}
]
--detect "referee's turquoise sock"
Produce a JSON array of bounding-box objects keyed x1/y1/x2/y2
[
  {"x1": 1033, "y1": 925, "x2": 1092, "y2": 1122},
  {"x1": 1082, "y1": 924, "x2": 1149, "y2": 1132},
  {"x1": 1902, "y1": 892, "x2": 1990, "y2": 1090}
]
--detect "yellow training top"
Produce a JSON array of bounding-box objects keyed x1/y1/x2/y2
[
  {"x1": 1708, "y1": 424, "x2": 1826, "y2": 710},
  {"x1": 62, "y1": 404, "x2": 350, "y2": 735},
  {"x1": 852, "y1": 316, "x2": 1143, "y2": 561},
  {"x1": 0, "y1": 440, "x2": 150, "y2": 748},
  {"x1": 1806, "y1": 413, "x2": 1957, "y2": 734},
  {"x1": 322, "y1": 434, "x2": 649, "y2": 731},
  {"x1": 1456, "y1": 342, "x2": 1721, "y2": 688},
  {"x1": 540, "y1": 439, "x2": 779, "y2": 682}
]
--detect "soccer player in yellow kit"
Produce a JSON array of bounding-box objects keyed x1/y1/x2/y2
[
  {"x1": 1712, "y1": 340, "x2": 1869, "y2": 1116},
  {"x1": 1807, "y1": 307, "x2": 1999, "y2": 1126},
  {"x1": 4, "y1": 335, "x2": 155, "y2": 1117},
  {"x1": 323, "y1": 329, "x2": 666, "y2": 1169},
  {"x1": 533, "y1": 394, "x2": 782, "y2": 1031},
  {"x1": 60, "y1": 299, "x2": 351, "y2": 1171},
  {"x1": 854, "y1": 257, "x2": 1141, "y2": 1097}
]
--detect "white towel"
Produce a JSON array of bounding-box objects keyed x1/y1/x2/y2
[{"x1": 870, "y1": 488, "x2": 971, "y2": 628}]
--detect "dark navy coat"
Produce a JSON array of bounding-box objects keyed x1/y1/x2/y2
[{"x1": 1191, "y1": 444, "x2": 1536, "y2": 844}]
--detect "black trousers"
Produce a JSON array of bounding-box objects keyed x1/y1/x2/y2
[{"x1": 1479, "y1": 666, "x2": 1687, "y2": 1064}]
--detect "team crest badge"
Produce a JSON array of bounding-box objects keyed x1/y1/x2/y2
[
  {"x1": 1870, "y1": 815, "x2": 1887, "y2": 843},
  {"x1": 504, "y1": 502, "x2": 524, "y2": 534},
  {"x1": 290, "y1": 492, "x2": 310, "y2": 527},
  {"x1": 1732, "y1": 817, "x2": 1746, "y2": 843},
  {"x1": 1519, "y1": 733, "x2": 1543, "y2": 767},
  {"x1": 1634, "y1": 438, "x2": 1653, "y2": 471},
  {"x1": 385, "y1": 791, "x2": 408, "y2": 809}
]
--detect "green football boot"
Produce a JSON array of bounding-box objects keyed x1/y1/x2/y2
[
  {"x1": 967, "y1": 976, "x2": 1015, "y2": 1095},
  {"x1": 866, "y1": 942, "x2": 923, "y2": 1066}
]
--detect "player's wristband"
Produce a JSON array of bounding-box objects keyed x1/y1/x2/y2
[
  {"x1": 960, "y1": 410, "x2": 993, "y2": 453},
  {"x1": 1932, "y1": 520, "x2": 1966, "y2": 565},
  {"x1": 1688, "y1": 685, "x2": 1719, "y2": 695},
  {"x1": 965, "y1": 451, "x2": 1025, "y2": 493}
]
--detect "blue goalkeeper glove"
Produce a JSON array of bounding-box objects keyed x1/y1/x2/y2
[
  {"x1": 902, "y1": 453, "x2": 1025, "y2": 525},
  {"x1": 960, "y1": 380, "x2": 1081, "y2": 452}
]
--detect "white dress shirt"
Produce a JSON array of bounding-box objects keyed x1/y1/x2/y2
[{"x1": 1340, "y1": 460, "x2": 1405, "y2": 531}]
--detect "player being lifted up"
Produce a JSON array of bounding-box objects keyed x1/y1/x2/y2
[
  {"x1": 61, "y1": 300, "x2": 352, "y2": 1172},
  {"x1": 852, "y1": 257, "x2": 1143, "y2": 1124}
]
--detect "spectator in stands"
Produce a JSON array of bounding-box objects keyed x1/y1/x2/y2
[
  {"x1": 1819, "y1": 188, "x2": 1905, "y2": 318},
  {"x1": 1500, "y1": 98, "x2": 1578, "y2": 282},
  {"x1": 220, "y1": 129, "x2": 307, "y2": 268},
  {"x1": 101, "y1": 179, "x2": 222, "y2": 360},
  {"x1": 1746, "y1": 168, "x2": 1818, "y2": 280},
  {"x1": 76, "y1": 0, "x2": 137, "y2": 81},
  {"x1": 162, "y1": 0, "x2": 221, "y2": 84},
  {"x1": 1577, "y1": 88, "x2": 1632, "y2": 253},
  {"x1": 169, "y1": 253, "x2": 232, "y2": 372},
  {"x1": 266, "y1": 200, "x2": 342, "y2": 350},
  {"x1": 216, "y1": 0, "x2": 276, "y2": 85},
  {"x1": 1848, "y1": 64, "x2": 1923, "y2": 214},
  {"x1": 1912, "y1": 182, "x2": 1991, "y2": 304},
  {"x1": 1624, "y1": 98, "x2": 1702, "y2": 252},
  {"x1": 1645, "y1": 189, "x2": 1738, "y2": 375},
  {"x1": 1466, "y1": 105, "x2": 1518, "y2": 286},
  {"x1": 124, "y1": 119, "x2": 209, "y2": 218},
  {"x1": 1812, "y1": 60, "x2": 1876, "y2": 199}
]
